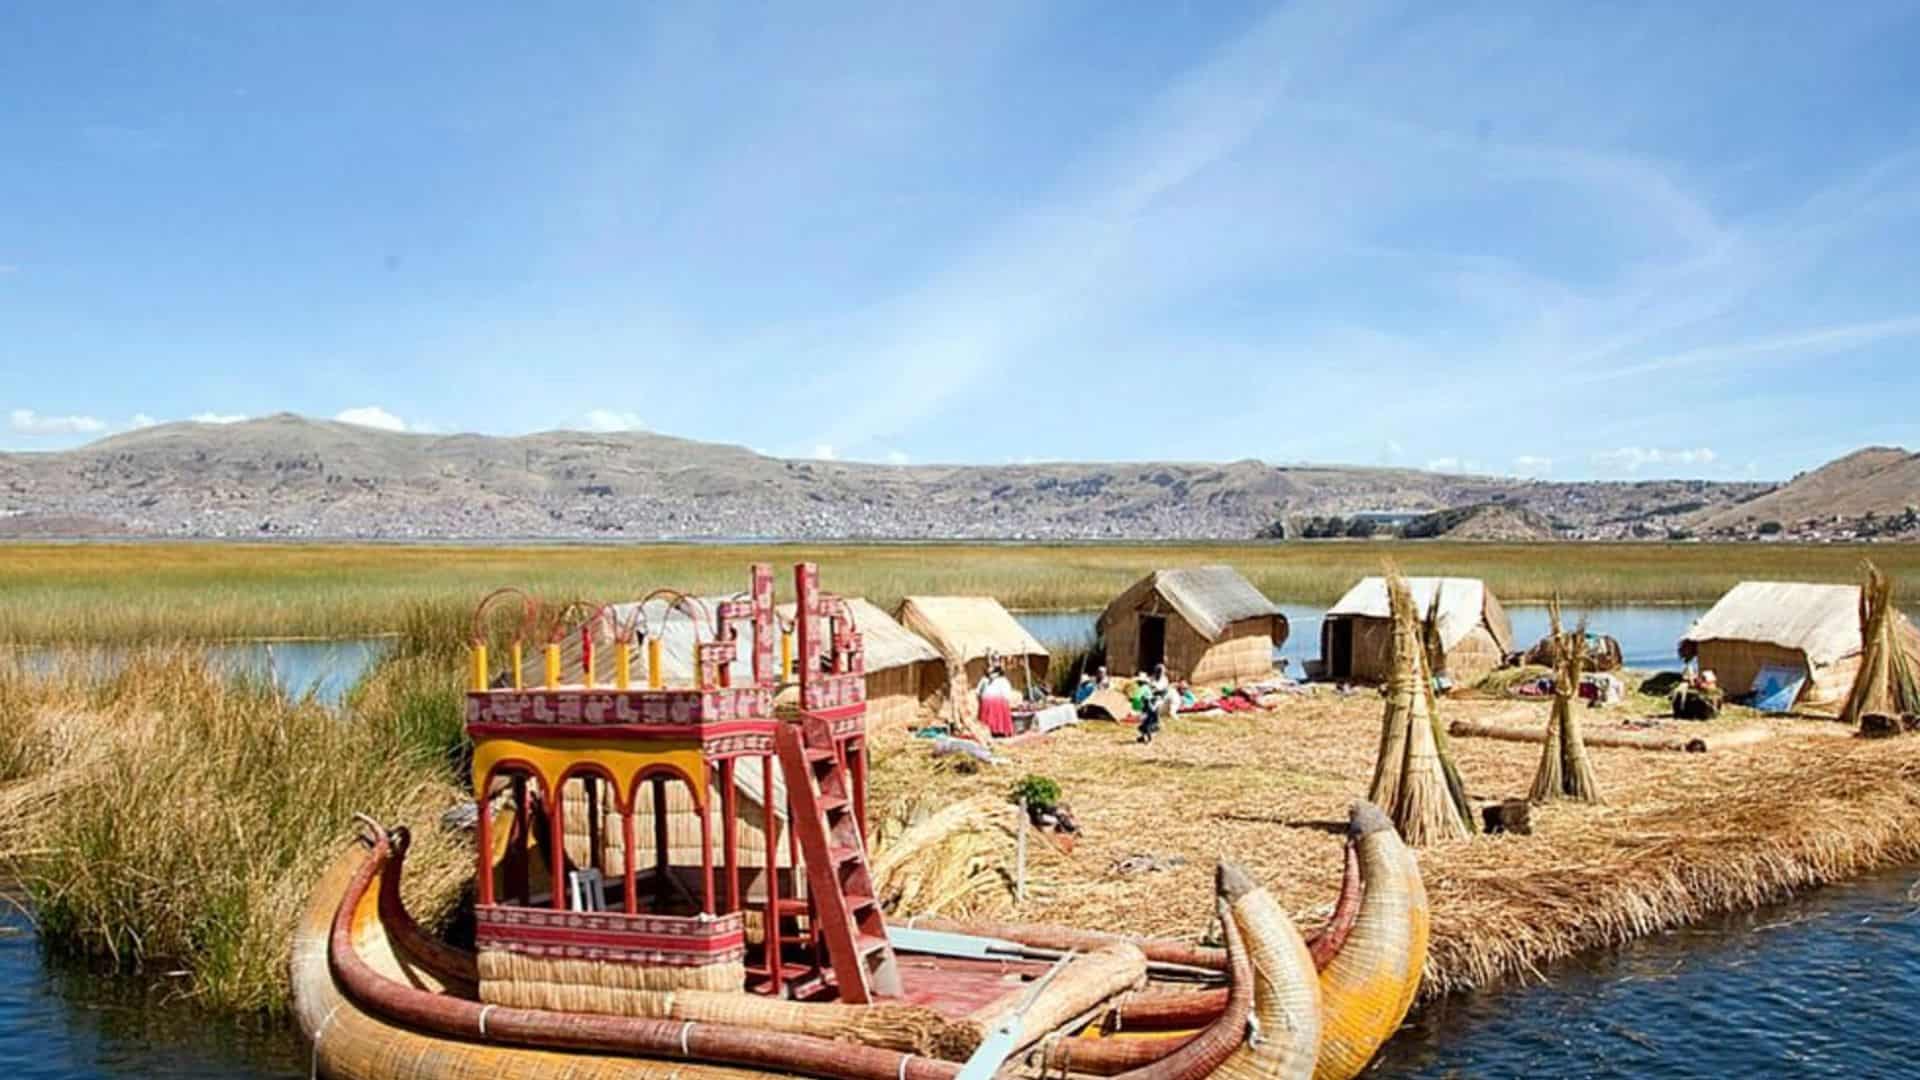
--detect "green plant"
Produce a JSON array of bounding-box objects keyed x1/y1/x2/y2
[{"x1": 1009, "y1": 774, "x2": 1061, "y2": 811}]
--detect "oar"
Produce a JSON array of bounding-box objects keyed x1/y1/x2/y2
[{"x1": 955, "y1": 951, "x2": 1076, "y2": 1080}]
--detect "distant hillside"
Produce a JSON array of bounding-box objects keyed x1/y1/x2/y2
[
  {"x1": 1694, "y1": 447, "x2": 1920, "y2": 539},
  {"x1": 1403, "y1": 503, "x2": 1557, "y2": 541},
  {"x1": 0, "y1": 414, "x2": 1778, "y2": 541}
]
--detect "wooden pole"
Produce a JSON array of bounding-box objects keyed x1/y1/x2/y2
[{"x1": 1015, "y1": 797, "x2": 1029, "y2": 905}]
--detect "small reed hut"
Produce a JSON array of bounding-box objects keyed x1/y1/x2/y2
[
  {"x1": 1096, "y1": 565, "x2": 1289, "y2": 684},
  {"x1": 1321, "y1": 576, "x2": 1513, "y2": 685},
  {"x1": 779, "y1": 597, "x2": 946, "y2": 731},
  {"x1": 895, "y1": 596, "x2": 1050, "y2": 724},
  {"x1": 1682, "y1": 581, "x2": 1920, "y2": 716}
]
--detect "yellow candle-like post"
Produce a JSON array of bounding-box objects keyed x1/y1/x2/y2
[
  {"x1": 615, "y1": 643, "x2": 632, "y2": 690},
  {"x1": 781, "y1": 630, "x2": 794, "y2": 681},
  {"x1": 510, "y1": 642, "x2": 523, "y2": 691},
  {"x1": 647, "y1": 637, "x2": 664, "y2": 689},
  {"x1": 544, "y1": 644, "x2": 561, "y2": 689},
  {"x1": 469, "y1": 644, "x2": 488, "y2": 692}
]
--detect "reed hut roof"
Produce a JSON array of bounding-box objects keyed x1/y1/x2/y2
[
  {"x1": 1097, "y1": 565, "x2": 1287, "y2": 645},
  {"x1": 600, "y1": 594, "x2": 753, "y2": 684},
  {"x1": 1327, "y1": 576, "x2": 1513, "y2": 653},
  {"x1": 894, "y1": 596, "x2": 1049, "y2": 665},
  {"x1": 776, "y1": 596, "x2": 942, "y2": 673},
  {"x1": 1680, "y1": 582, "x2": 1871, "y2": 665}
]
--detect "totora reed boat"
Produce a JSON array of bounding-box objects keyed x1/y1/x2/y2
[{"x1": 293, "y1": 563, "x2": 1428, "y2": 1079}]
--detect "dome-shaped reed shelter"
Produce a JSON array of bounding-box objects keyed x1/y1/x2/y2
[
  {"x1": 1681, "y1": 580, "x2": 1920, "y2": 716},
  {"x1": 1319, "y1": 576, "x2": 1512, "y2": 685},
  {"x1": 1096, "y1": 565, "x2": 1288, "y2": 684}
]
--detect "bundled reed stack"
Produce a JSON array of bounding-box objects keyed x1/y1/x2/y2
[
  {"x1": 1529, "y1": 597, "x2": 1604, "y2": 804},
  {"x1": 1843, "y1": 561, "x2": 1920, "y2": 734},
  {"x1": 1368, "y1": 569, "x2": 1473, "y2": 845}
]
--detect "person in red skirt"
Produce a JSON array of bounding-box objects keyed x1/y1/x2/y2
[{"x1": 976, "y1": 663, "x2": 1016, "y2": 738}]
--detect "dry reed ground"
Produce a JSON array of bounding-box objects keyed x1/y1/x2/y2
[{"x1": 865, "y1": 689, "x2": 1920, "y2": 1001}]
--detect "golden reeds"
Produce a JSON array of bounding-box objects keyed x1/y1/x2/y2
[
  {"x1": 1370, "y1": 570, "x2": 1472, "y2": 846},
  {"x1": 1842, "y1": 560, "x2": 1920, "y2": 730},
  {"x1": 1529, "y1": 597, "x2": 1603, "y2": 803},
  {"x1": 0, "y1": 648, "x2": 468, "y2": 1013}
]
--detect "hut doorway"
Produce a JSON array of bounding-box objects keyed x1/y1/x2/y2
[
  {"x1": 1327, "y1": 619, "x2": 1354, "y2": 679},
  {"x1": 1137, "y1": 614, "x2": 1167, "y2": 672}
]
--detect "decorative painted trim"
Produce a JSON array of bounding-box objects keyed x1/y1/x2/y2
[
  {"x1": 476, "y1": 905, "x2": 746, "y2": 966},
  {"x1": 466, "y1": 688, "x2": 774, "y2": 728}
]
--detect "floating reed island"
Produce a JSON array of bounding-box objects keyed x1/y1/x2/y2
[{"x1": 868, "y1": 694, "x2": 1920, "y2": 1002}]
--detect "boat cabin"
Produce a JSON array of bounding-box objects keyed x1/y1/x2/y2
[{"x1": 464, "y1": 563, "x2": 894, "y2": 1007}]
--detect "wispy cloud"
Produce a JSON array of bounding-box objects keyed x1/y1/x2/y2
[
  {"x1": 811, "y1": 444, "x2": 837, "y2": 461},
  {"x1": 884, "y1": 449, "x2": 910, "y2": 466},
  {"x1": 582, "y1": 409, "x2": 647, "y2": 433},
  {"x1": 334, "y1": 406, "x2": 408, "y2": 432},
  {"x1": 8, "y1": 409, "x2": 106, "y2": 436},
  {"x1": 1511, "y1": 455, "x2": 1553, "y2": 477},
  {"x1": 191, "y1": 412, "x2": 248, "y2": 424}
]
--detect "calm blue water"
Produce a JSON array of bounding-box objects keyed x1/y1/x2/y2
[
  {"x1": 6, "y1": 867, "x2": 1920, "y2": 1078},
  {"x1": 1014, "y1": 604, "x2": 1715, "y2": 676},
  {"x1": 7, "y1": 639, "x2": 392, "y2": 706}
]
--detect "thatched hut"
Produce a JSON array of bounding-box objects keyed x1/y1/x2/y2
[
  {"x1": 894, "y1": 596, "x2": 1050, "y2": 722},
  {"x1": 1320, "y1": 576, "x2": 1512, "y2": 685},
  {"x1": 779, "y1": 596, "x2": 946, "y2": 730},
  {"x1": 1681, "y1": 581, "x2": 1920, "y2": 716},
  {"x1": 1096, "y1": 565, "x2": 1288, "y2": 684}
]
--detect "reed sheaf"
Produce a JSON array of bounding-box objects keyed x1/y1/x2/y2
[
  {"x1": 0, "y1": 649, "x2": 470, "y2": 1014},
  {"x1": 5, "y1": 540, "x2": 1920, "y2": 642}
]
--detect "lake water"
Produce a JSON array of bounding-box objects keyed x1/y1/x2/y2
[
  {"x1": 6, "y1": 864, "x2": 1919, "y2": 1078},
  {"x1": 1014, "y1": 604, "x2": 1714, "y2": 676},
  {"x1": 5, "y1": 638, "x2": 392, "y2": 707}
]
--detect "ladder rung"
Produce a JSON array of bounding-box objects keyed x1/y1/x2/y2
[
  {"x1": 829, "y1": 844, "x2": 860, "y2": 865},
  {"x1": 856, "y1": 932, "x2": 891, "y2": 955},
  {"x1": 818, "y1": 791, "x2": 848, "y2": 813},
  {"x1": 846, "y1": 892, "x2": 876, "y2": 913},
  {"x1": 806, "y1": 747, "x2": 836, "y2": 764}
]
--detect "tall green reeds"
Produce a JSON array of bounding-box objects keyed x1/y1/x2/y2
[
  {"x1": 0, "y1": 648, "x2": 469, "y2": 1014},
  {"x1": 5, "y1": 540, "x2": 1920, "y2": 643}
]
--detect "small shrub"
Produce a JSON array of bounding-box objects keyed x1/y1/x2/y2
[{"x1": 1009, "y1": 774, "x2": 1061, "y2": 811}]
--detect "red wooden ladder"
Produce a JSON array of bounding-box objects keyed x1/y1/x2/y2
[{"x1": 772, "y1": 713, "x2": 901, "y2": 1003}]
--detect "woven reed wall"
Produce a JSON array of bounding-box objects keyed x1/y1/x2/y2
[
  {"x1": 1185, "y1": 623, "x2": 1277, "y2": 686},
  {"x1": 1337, "y1": 617, "x2": 1505, "y2": 686},
  {"x1": 1694, "y1": 640, "x2": 1853, "y2": 714},
  {"x1": 479, "y1": 949, "x2": 746, "y2": 1014}
]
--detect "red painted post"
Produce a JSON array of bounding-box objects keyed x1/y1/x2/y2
[
  {"x1": 476, "y1": 781, "x2": 494, "y2": 907},
  {"x1": 622, "y1": 807, "x2": 639, "y2": 916},
  {"x1": 763, "y1": 754, "x2": 783, "y2": 996},
  {"x1": 700, "y1": 782, "x2": 716, "y2": 916},
  {"x1": 721, "y1": 758, "x2": 741, "y2": 914},
  {"x1": 548, "y1": 781, "x2": 567, "y2": 911}
]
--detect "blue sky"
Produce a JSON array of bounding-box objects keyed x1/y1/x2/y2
[{"x1": 3, "y1": 2, "x2": 1918, "y2": 480}]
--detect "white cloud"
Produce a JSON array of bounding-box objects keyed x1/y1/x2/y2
[
  {"x1": 1591, "y1": 447, "x2": 1718, "y2": 474},
  {"x1": 1425, "y1": 457, "x2": 1461, "y2": 473},
  {"x1": 811, "y1": 444, "x2": 837, "y2": 461},
  {"x1": 1511, "y1": 455, "x2": 1553, "y2": 477},
  {"x1": 129, "y1": 413, "x2": 158, "y2": 429},
  {"x1": 8, "y1": 409, "x2": 106, "y2": 436},
  {"x1": 334, "y1": 406, "x2": 407, "y2": 432},
  {"x1": 191, "y1": 412, "x2": 248, "y2": 424},
  {"x1": 582, "y1": 409, "x2": 646, "y2": 433},
  {"x1": 884, "y1": 449, "x2": 910, "y2": 465}
]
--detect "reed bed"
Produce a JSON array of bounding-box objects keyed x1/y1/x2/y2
[
  {"x1": 6, "y1": 541, "x2": 1920, "y2": 642},
  {"x1": 864, "y1": 692, "x2": 1920, "y2": 1002},
  {"x1": 0, "y1": 649, "x2": 470, "y2": 1014}
]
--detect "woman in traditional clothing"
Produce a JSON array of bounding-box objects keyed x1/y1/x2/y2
[
  {"x1": 1135, "y1": 663, "x2": 1172, "y2": 744},
  {"x1": 977, "y1": 663, "x2": 1016, "y2": 737}
]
